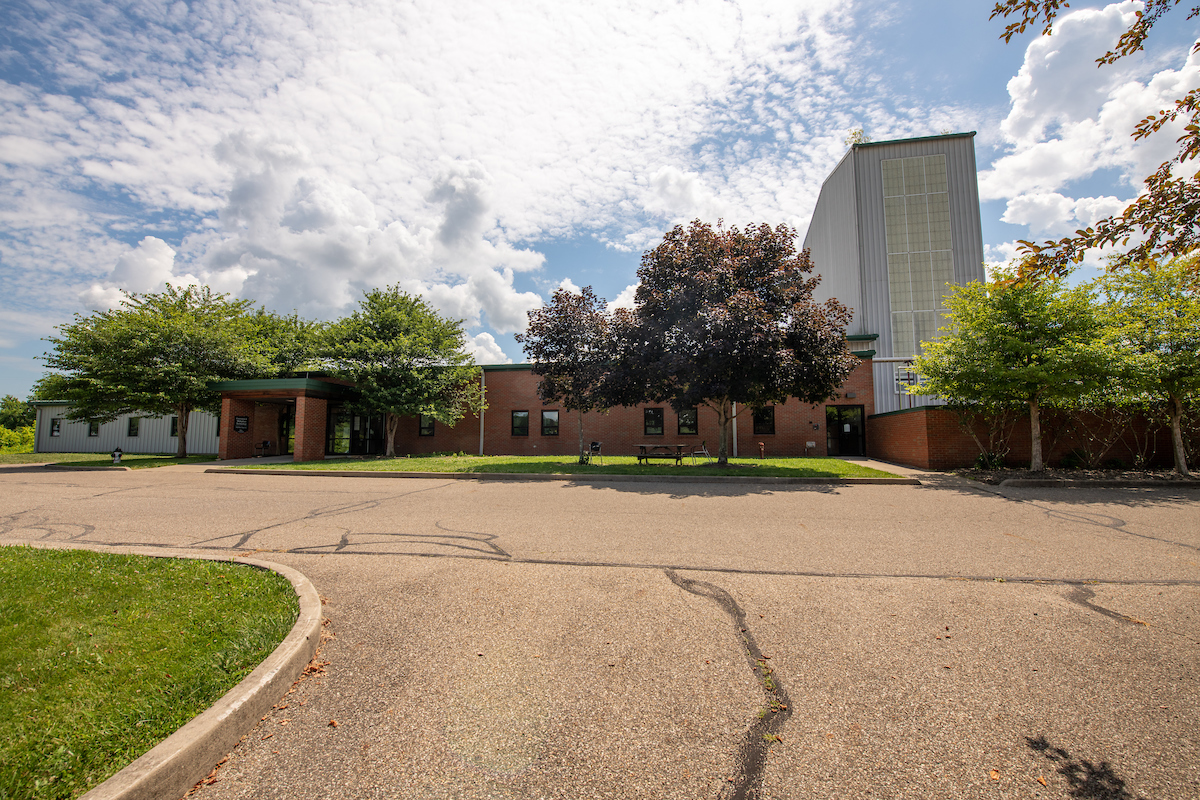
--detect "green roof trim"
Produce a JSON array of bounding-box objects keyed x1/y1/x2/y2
[
  {"x1": 846, "y1": 334, "x2": 879, "y2": 342},
  {"x1": 481, "y1": 363, "x2": 534, "y2": 371},
  {"x1": 851, "y1": 349, "x2": 876, "y2": 359},
  {"x1": 208, "y1": 378, "x2": 356, "y2": 394},
  {"x1": 852, "y1": 131, "x2": 976, "y2": 149}
]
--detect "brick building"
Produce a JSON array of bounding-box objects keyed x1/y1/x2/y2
[{"x1": 207, "y1": 351, "x2": 879, "y2": 462}]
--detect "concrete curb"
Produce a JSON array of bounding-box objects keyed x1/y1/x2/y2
[
  {"x1": 205, "y1": 467, "x2": 920, "y2": 486},
  {"x1": 9, "y1": 544, "x2": 325, "y2": 800},
  {"x1": 43, "y1": 464, "x2": 131, "y2": 471},
  {"x1": 999, "y1": 477, "x2": 1200, "y2": 488}
]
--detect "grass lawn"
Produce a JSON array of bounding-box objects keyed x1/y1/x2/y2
[
  {"x1": 241, "y1": 453, "x2": 900, "y2": 478},
  {"x1": 0, "y1": 546, "x2": 297, "y2": 800},
  {"x1": 0, "y1": 453, "x2": 217, "y2": 468}
]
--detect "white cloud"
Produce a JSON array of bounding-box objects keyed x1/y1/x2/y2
[
  {"x1": 0, "y1": 0, "x2": 879, "y2": 334},
  {"x1": 557, "y1": 278, "x2": 582, "y2": 294},
  {"x1": 464, "y1": 332, "x2": 510, "y2": 365},
  {"x1": 980, "y1": 2, "x2": 1200, "y2": 203},
  {"x1": 607, "y1": 282, "x2": 639, "y2": 312}
]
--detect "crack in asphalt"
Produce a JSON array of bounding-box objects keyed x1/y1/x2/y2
[
  {"x1": 664, "y1": 569, "x2": 791, "y2": 800},
  {"x1": 1065, "y1": 584, "x2": 1149, "y2": 626},
  {"x1": 287, "y1": 521, "x2": 510, "y2": 559},
  {"x1": 186, "y1": 482, "x2": 453, "y2": 550}
]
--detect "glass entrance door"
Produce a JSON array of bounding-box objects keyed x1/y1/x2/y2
[
  {"x1": 277, "y1": 404, "x2": 295, "y2": 455},
  {"x1": 825, "y1": 405, "x2": 865, "y2": 456},
  {"x1": 326, "y1": 407, "x2": 386, "y2": 455}
]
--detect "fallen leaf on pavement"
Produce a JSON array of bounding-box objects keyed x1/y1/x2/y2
[
  {"x1": 329, "y1": 719, "x2": 339, "y2": 727},
  {"x1": 1037, "y1": 776, "x2": 1047, "y2": 786},
  {"x1": 989, "y1": 769, "x2": 1000, "y2": 781}
]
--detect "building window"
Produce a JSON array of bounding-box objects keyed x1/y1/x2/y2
[
  {"x1": 127, "y1": 417, "x2": 140, "y2": 437},
  {"x1": 50, "y1": 418, "x2": 62, "y2": 437},
  {"x1": 644, "y1": 408, "x2": 664, "y2": 436},
  {"x1": 419, "y1": 414, "x2": 435, "y2": 436},
  {"x1": 88, "y1": 421, "x2": 100, "y2": 437},
  {"x1": 881, "y1": 154, "x2": 953, "y2": 358},
  {"x1": 753, "y1": 406, "x2": 776, "y2": 435},
  {"x1": 677, "y1": 408, "x2": 698, "y2": 435},
  {"x1": 170, "y1": 416, "x2": 179, "y2": 437},
  {"x1": 215, "y1": 413, "x2": 220, "y2": 437},
  {"x1": 541, "y1": 410, "x2": 559, "y2": 436},
  {"x1": 511, "y1": 410, "x2": 529, "y2": 436}
]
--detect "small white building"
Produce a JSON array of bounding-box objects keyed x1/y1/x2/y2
[{"x1": 32, "y1": 402, "x2": 220, "y2": 454}]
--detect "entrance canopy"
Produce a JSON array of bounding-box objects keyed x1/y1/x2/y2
[{"x1": 210, "y1": 376, "x2": 356, "y2": 461}]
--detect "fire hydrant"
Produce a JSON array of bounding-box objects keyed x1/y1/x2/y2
[
  {"x1": 758, "y1": 442, "x2": 765, "y2": 459},
  {"x1": 112, "y1": 447, "x2": 123, "y2": 465}
]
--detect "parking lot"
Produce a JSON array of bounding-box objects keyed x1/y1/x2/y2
[{"x1": 2, "y1": 464, "x2": 1197, "y2": 799}]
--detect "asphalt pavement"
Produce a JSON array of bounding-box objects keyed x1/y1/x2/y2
[{"x1": 1, "y1": 462, "x2": 1197, "y2": 799}]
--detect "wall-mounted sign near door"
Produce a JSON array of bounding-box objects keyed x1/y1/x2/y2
[{"x1": 233, "y1": 416, "x2": 250, "y2": 433}]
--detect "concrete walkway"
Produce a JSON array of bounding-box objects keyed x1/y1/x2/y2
[{"x1": 1, "y1": 466, "x2": 1197, "y2": 799}]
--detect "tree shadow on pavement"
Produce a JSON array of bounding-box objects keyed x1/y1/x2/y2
[
  {"x1": 555, "y1": 479, "x2": 840, "y2": 500},
  {"x1": 1027, "y1": 736, "x2": 1149, "y2": 800},
  {"x1": 917, "y1": 471, "x2": 1200, "y2": 510}
]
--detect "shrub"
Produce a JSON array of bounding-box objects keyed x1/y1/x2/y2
[{"x1": 0, "y1": 425, "x2": 34, "y2": 453}]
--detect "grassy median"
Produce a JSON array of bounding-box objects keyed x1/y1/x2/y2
[
  {"x1": 0, "y1": 547, "x2": 296, "y2": 799},
  {"x1": 241, "y1": 453, "x2": 899, "y2": 478}
]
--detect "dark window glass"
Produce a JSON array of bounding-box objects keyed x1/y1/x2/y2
[
  {"x1": 512, "y1": 411, "x2": 529, "y2": 436},
  {"x1": 677, "y1": 408, "x2": 698, "y2": 435},
  {"x1": 753, "y1": 406, "x2": 775, "y2": 435},
  {"x1": 541, "y1": 410, "x2": 559, "y2": 436},
  {"x1": 419, "y1": 414, "x2": 435, "y2": 436},
  {"x1": 644, "y1": 408, "x2": 664, "y2": 436},
  {"x1": 88, "y1": 420, "x2": 100, "y2": 437},
  {"x1": 50, "y1": 418, "x2": 62, "y2": 437},
  {"x1": 215, "y1": 413, "x2": 220, "y2": 437},
  {"x1": 127, "y1": 417, "x2": 140, "y2": 437},
  {"x1": 170, "y1": 416, "x2": 179, "y2": 437}
]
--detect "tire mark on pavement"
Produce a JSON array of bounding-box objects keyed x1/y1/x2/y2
[
  {"x1": 664, "y1": 569, "x2": 791, "y2": 800},
  {"x1": 992, "y1": 496, "x2": 1200, "y2": 554}
]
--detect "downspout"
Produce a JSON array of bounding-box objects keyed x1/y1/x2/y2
[
  {"x1": 478, "y1": 370, "x2": 486, "y2": 456},
  {"x1": 732, "y1": 401, "x2": 738, "y2": 458}
]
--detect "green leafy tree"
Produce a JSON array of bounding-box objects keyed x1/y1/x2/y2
[
  {"x1": 912, "y1": 274, "x2": 1108, "y2": 471},
  {"x1": 613, "y1": 220, "x2": 857, "y2": 466},
  {"x1": 991, "y1": 0, "x2": 1200, "y2": 277},
  {"x1": 516, "y1": 286, "x2": 614, "y2": 464},
  {"x1": 0, "y1": 395, "x2": 35, "y2": 430},
  {"x1": 42, "y1": 285, "x2": 272, "y2": 458},
  {"x1": 1097, "y1": 254, "x2": 1200, "y2": 475},
  {"x1": 321, "y1": 287, "x2": 484, "y2": 457},
  {"x1": 246, "y1": 309, "x2": 325, "y2": 375}
]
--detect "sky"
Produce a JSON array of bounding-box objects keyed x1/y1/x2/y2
[{"x1": 1, "y1": 0, "x2": 1197, "y2": 398}]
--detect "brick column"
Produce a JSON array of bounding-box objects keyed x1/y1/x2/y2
[
  {"x1": 219, "y1": 397, "x2": 257, "y2": 460},
  {"x1": 293, "y1": 394, "x2": 328, "y2": 462}
]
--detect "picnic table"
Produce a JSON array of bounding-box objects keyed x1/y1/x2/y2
[{"x1": 635, "y1": 443, "x2": 687, "y2": 465}]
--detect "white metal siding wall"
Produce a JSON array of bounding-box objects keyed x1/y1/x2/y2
[
  {"x1": 852, "y1": 135, "x2": 985, "y2": 414},
  {"x1": 35, "y1": 405, "x2": 220, "y2": 454},
  {"x1": 803, "y1": 151, "x2": 867, "y2": 333}
]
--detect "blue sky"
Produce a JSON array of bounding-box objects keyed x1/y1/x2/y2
[{"x1": 1, "y1": 0, "x2": 1197, "y2": 398}]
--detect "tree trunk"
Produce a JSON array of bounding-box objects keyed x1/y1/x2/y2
[
  {"x1": 176, "y1": 403, "x2": 189, "y2": 458},
  {"x1": 385, "y1": 412, "x2": 400, "y2": 457},
  {"x1": 1029, "y1": 397, "x2": 1043, "y2": 472},
  {"x1": 578, "y1": 410, "x2": 586, "y2": 464},
  {"x1": 716, "y1": 399, "x2": 731, "y2": 466},
  {"x1": 1169, "y1": 394, "x2": 1190, "y2": 477}
]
